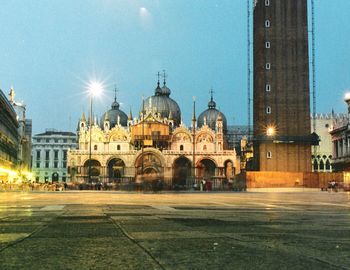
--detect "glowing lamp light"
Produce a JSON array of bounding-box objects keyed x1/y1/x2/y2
[
  {"x1": 266, "y1": 126, "x2": 275, "y2": 136},
  {"x1": 88, "y1": 81, "x2": 103, "y2": 97}
]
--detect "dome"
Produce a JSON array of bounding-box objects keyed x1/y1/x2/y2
[
  {"x1": 100, "y1": 99, "x2": 128, "y2": 128},
  {"x1": 142, "y1": 82, "x2": 181, "y2": 126},
  {"x1": 197, "y1": 96, "x2": 227, "y2": 132}
]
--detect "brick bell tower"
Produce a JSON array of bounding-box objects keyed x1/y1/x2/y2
[{"x1": 253, "y1": 0, "x2": 318, "y2": 172}]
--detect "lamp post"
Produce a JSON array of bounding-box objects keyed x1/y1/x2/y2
[
  {"x1": 88, "y1": 81, "x2": 103, "y2": 183},
  {"x1": 191, "y1": 96, "x2": 196, "y2": 189}
]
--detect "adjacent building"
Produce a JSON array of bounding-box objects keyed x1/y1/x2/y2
[
  {"x1": 32, "y1": 130, "x2": 77, "y2": 182},
  {"x1": 0, "y1": 89, "x2": 19, "y2": 182},
  {"x1": 68, "y1": 79, "x2": 240, "y2": 188},
  {"x1": 9, "y1": 87, "x2": 32, "y2": 173},
  {"x1": 253, "y1": 0, "x2": 317, "y2": 172},
  {"x1": 329, "y1": 96, "x2": 350, "y2": 172},
  {"x1": 311, "y1": 113, "x2": 346, "y2": 172}
]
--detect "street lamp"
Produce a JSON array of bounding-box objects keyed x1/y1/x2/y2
[
  {"x1": 266, "y1": 126, "x2": 275, "y2": 137},
  {"x1": 87, "y1": 80, "x2": 103, "y2": 183}
]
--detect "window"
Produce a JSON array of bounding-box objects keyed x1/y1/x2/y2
[
  {"x1": 54, "y1": 161, "x2": 58, "y2": 168},
  {"x1": 63, "y1": 150, "x2": 67, "y2": 160},
  {"x1": 180, "y1": 145, "x2": 184, "y2": 151},
  {"x1": 45, "y1": 162, "x2": 49, "y2": 168},
  {"x1": 63, "y1": 139, "x2": 67, "y2": 143},
  {"x1": 266, "y1": 84, "x2": 271, "y2": 92},
  {"x1": 266, "y1": 106, "x2": 272, "y2": 114},
  {"x1": 45, "y1": 150, "x2": 50, "y2": 160},
  {"x1": 265, "y1": 0, "x2": 270, "y2": 6},
  {"x1": 267, "y1": 151, "x2": 272, "y2": 159},
  {"x1": 265, "y1": 63, "x2": 271, "y2": 70},
  {"x1": 265, "y1": 41, "x2": 270, "y2": 48},
  {"x1": 36, "y1": 150, "x2": 41, "y2": 160},
  {"x1": 63, "y1": 161, "x2": 67, "y2": 168},
  {"x1": 265, "y1": 20, "x2": 270, "y2": 28},
  {"x1": 36, "y1": 162, "x2": 40, "y2": 168},
  {"x1": 94, "y1": 145, "x2": 98, "y2": 151},
  {"x1": 37, "y1": 139, "x2": 41, "y2": 143},
  {"x1": 54, "y1": 150, "x2": 59, "y2": 159},
  {"x1": 203, "y1": 145, "x2": 207, "y2": 151},
  {"x1": 117, "y1": 145, "x2": 121, "y2": 151},
  {"x1": 46, "y1": 139, "x2": 49, "y2": 143},
  {"x1": 54, "y1": 139, "x2": 58, "y2": 143}
]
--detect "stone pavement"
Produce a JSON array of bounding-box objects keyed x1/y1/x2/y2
[{"x1": 0, "y1": 191, "x2": 349, "y2": 269}]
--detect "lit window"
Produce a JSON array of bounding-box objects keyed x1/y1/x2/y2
[
  {"x1": 265, "y1": 0, "x2": 270, "y2": 6},
  {"x1": 267, "y1": 151, "x2": 272, "y2": 159},
  {"x1": 266, "y1": 63, "x2": 271, "y2": 70},
  {"x1": 266, "y1": 106, "x2": 272, "y2": 114},
  {"x1": 266, "y1": 84, "x2": 271, "y2": 92},
  {"x1": 265, "y1": 20, "x2": 270, "y2": 28},
  {"x1": 265, "y1": 41, "x2": 270, "y2": 48}
]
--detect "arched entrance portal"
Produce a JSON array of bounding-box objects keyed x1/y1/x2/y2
[
  {"x1": 108, "y1": 158, "x2": 125, "y2": 182},
  {"x1": 83, "y1": 159, "x2": 101, "y2": 182},
  {"x1": 173, "y1": 156, "x2": 191, "y2": 188},
  {"x1": 197, "y1": 159, "x2": 216, "y2": 180},
  {"x1": 135, "y1": 152, "x2": 163, "y2": 182},
  {"x1": 52, "y1": 172, "x2": 59, "y2": 182}
]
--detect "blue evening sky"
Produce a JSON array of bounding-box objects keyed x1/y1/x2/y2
[{"x1": 0, "y1": 0, "x2": 349, "y2": 134}]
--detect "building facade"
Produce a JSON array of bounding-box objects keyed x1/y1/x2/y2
[
  {"x1": 253, "y1": 0, "x2": 317, "y2": 172},
  {"x1": 68, "y1": 80, "x2": 240, "y2": 189},
  {"x1": 32, "y1": 130, "x2": 77, "y2": 182},
  {"x1": 9, "y1": 87, "x2": 32, "y2": 173},
  {"x1": 0, "y1": 89, "x2": 19, "y2": 182},
  {"x1": 329, "y1": 96, "x2": 350, "y2": 172},
  {"x1": 311, "y1": 113, "x2": 347, "y2": 172}
]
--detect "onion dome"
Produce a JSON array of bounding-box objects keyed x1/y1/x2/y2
[
  {"x1": 142, "y1": 79, "x2": 181, "y2": 126},
  {"x1": 197, "y1": 93, "x2": 227, "y2": 132},
  {"x1": 100, "y1": 96, "x2": 128, "y2": 128}
]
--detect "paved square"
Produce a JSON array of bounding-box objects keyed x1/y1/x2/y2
[{"x1": 0, "y1": 191, "x2": 349, "y2": 269}]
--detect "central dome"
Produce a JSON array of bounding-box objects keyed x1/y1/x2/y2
[
  {"x1": 142, "y1": 81, "x2": 181, "y2": 126},
  {"x1": 197, "y1": 95, "x2": 227, "y2": 132},
  {"x1": 100, "y1": 98, "x2": 128, "y2": 128}
]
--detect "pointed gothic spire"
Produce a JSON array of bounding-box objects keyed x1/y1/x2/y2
[
  {"x1": 104, "y1": 111, "x2": 109, "y2": 121},
  {"x1": 81, "y1": 111, "x2": 86, "y2": 122},
  {"x1": 128, "y1": 107, "x2": 133, "y2": 120}
]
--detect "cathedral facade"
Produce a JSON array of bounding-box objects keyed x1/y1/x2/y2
[{"x1": 68, "y1": 79, "x2": 240, "y2": 189}]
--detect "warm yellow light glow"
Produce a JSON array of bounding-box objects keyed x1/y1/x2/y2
[
  {"x1": 88, "y1": 81, "x2": 103, "y2": 97},
  {"x1": 266, "y1": 126, "x2": 275, "y2": 136},
  {"x1": 0, "y1": 167, "x2": 18, "y2": 177}
]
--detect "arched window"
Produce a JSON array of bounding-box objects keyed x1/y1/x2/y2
[
  {"x1": 94, "y1": 145, "x2": 98, "y2": 151},
  {"x1": 319, "y1": 160, "x2": 325, "y2": 171},
  {"x1": 117, "y1": 145, "x2": 121, "y2": 151},
  {"x1": 180, "y1": 145, "x2": 184, "y2": 151},
  {"x1": 325, "y1": 159, "x2": 331, "y2": 171},
  {"x1": 313, "y1": 159, "x2": 318, "y2": 171}
]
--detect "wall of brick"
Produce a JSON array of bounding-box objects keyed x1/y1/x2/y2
[{"x1": 246, "y1": 171, "x2": 344, "y2": 188}]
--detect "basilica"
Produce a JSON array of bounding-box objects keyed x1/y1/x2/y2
[{"x1": 68, "y1": 77, "x2": 240, "y2": 189}]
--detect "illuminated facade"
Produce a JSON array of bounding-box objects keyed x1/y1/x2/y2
[
  {"x1": 9, "y1": 87, "x2": 32, "y2": 173},
  {"x1": 0, "y1": 89, "x2": 19, "y2": 182},
  {"x1": 68, "y1": 80, "x2": 240, "y2": 188}
]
